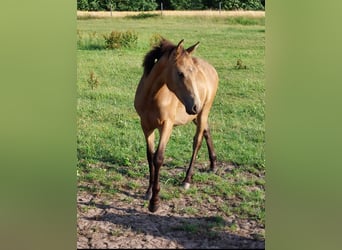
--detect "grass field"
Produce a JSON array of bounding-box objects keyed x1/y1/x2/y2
[{"x1": 77, "y1": 13, "x2": 265, "y2": 231}]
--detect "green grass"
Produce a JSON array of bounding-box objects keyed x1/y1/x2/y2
[
  {"x1": 77, "y1": 15, "x2": 265, "y2": 225},
  {"x1": 171, "y1": 215, "x2": 226, "y2": 237}
]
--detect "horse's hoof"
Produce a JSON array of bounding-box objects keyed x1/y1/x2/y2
[
  {"x1": 144, "y1": 192, "x2": 152, "y2": 200},
  {"x1": 210, "y1": 166, "x2": 217, "y2": 173},
  {"x1": 183, "y1": 182, "x2": 191, "y2": 190},
  {"x1": 148, "y1": 202, "x2": 159, "y2": 213}
]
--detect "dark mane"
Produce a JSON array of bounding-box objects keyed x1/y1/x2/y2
[{"x1": 143, "y1": 39, "x2": 176, "y2": 76}]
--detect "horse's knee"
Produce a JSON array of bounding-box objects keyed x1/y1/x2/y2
[{"x1": 154, "y1": 152, "x2": 164, "y2": 167}]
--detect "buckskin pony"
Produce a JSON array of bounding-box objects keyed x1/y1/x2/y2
[{"x1": 134, "y1": 38, "x2": 219, "y2": 212}]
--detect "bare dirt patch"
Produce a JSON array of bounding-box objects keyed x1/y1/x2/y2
[{"x1": 77, "y1": 162, "x2": 265, "y2": 249}]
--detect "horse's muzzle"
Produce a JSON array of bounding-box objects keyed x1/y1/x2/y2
[
  {"x1": 186, "y1": 104, "x2": 198, "y2": 115},
  {"x1": 183, "y1": 96, "x2": 200, "y2": 115}
]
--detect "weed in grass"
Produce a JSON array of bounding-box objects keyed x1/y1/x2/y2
[
  {"x1": 103, "y1": 30, "x2": 138, "y2": 49},
  {"x1": 87, "y1": 71, "x2": 99, "y2": 90},
  {"x1": 235, "y1": 59, "x2": 247, "y2": 69}
]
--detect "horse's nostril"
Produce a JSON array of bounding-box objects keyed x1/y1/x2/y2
[{"x1": 192, "y1": 105, "x2": 197, "y2": 114}]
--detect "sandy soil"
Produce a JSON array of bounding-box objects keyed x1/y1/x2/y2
[{"x1": 77, "y1": 193, "x2": 265, "y2": 249}]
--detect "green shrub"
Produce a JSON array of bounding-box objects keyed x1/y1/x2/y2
[
  {"x1": 77, "y1": 0, "x2": 89, "y2": 11},
  {"x1": 103, "y1": 30, "x2": 138, "y2": 49}
]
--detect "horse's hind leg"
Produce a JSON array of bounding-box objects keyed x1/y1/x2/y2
[{"x1": 143, "y1": 129, "x2": 155, "y2": 200}]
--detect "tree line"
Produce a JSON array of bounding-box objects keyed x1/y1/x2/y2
[{"x1": 77, "y1": 0, "x2": 265, "y2": 11}]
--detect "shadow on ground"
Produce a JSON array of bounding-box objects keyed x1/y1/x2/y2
[{"x1": 78, "y1": 199, "x2": 264, "y2": 249}]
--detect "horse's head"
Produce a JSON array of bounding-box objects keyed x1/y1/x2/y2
[{"x1": 167, "y1": 39, "x2": 201, "y2": 115}]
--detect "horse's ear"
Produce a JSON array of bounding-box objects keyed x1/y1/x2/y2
[
  {"x1": 176, "y1": 39, "x2": 185, "y2": 55},
  {"x1": 186, "y1": 41, "x2": 200, "y2": 54}
]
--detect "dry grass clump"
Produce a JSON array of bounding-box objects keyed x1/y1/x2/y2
[{"x1": 77, "y1": 10, "x2": 265, "y2": 19}]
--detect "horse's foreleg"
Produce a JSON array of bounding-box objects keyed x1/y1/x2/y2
[
  {"x1": 203, "y1": 126, "x2": 217, "y2": 171},
  {"x1": 149, "y1": 121, "x2": 173, "y2": 213},
  {"x1": 183, "y1": 125, "x2": 204, "y2": 189},
  {"x1": 183, "y1": 114, "x2": 216, "y2": 189},
  {"x1": 144, "y1": 129, "x2": 155, "y2": 200}
]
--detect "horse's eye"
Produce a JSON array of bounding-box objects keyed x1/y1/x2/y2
[{"x1": 178, "y1": 71, "x2": 184, "y2": 78}]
